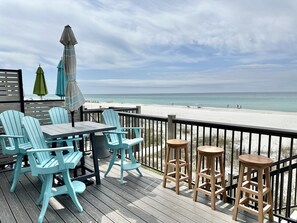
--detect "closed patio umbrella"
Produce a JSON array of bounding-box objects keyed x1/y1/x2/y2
[
  {"x1": 60, "y1": 25, "x2": 85, "y2": 127},
  {"x1": 33, "y1": 65, "x2": 48, "y2": 99},
  {"x1": 55, "y1": 58, "x2": 66, "y2": 99}
]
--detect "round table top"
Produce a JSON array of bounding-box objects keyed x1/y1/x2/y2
[
  {"x1": 167, "y1": 139, "x2": 188, "y2": 148},
  {"x1": 197, "y1": 146, "x2": 224, "y2": 155},
  {"x1": 239, "y1": 154, "x2": 273, "y2": 166}
]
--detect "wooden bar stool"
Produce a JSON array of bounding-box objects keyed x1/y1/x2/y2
[
  {"x1": 233, "y1": 154, "x2": 273, "y2": 223},
  {"x1": 162, "y1": 139, "x2": 191, "y2": 194},
  {"x1": 193, "y1": 146, "x2": 227, "y2": 210}
]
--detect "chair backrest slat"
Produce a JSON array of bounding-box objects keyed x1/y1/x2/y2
[
  {"x1": 102, "y1": 109, "x2": 126, "y2": 142},
  {"x1": 0, "y1": 110, "x2": 29, "y2": 146},
  {"x1": 49, "y1": 107, "x2": 69, "y2": 124},
  {"x1": 22, "y1": 116, "x2": 50, "y2": 164}
]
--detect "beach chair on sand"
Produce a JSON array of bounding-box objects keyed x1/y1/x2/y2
[
  {"x1": 22, "y1": 116, "x2": 85, "y2": 223},
  {"x1": 102, "y1": 109, "x2": 143, "y2": 184},
  {"x1": 0, "y1": 110, "x2": 32, "y2": 192}
]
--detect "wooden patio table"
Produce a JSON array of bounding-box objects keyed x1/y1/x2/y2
[{"x1": 41, "y1": 121, "x2": 115, "y2": 185}]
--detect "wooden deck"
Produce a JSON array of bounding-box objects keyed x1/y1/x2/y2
[{"x1": 0, "y1": 155, "x2": 269, "y2": 223}]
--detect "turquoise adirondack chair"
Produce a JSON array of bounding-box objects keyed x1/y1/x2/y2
[
  {"x1": 22, "y1": 116, "x2": 85, "y2": 223},
  {"x1": 0, "y1": 110, "x2": 32, "y2": 192},
  {"x1": 48, "y1": 106, "x2": 69, "y2": 124},
  {"x1": 102, "y1": 109, "x2": 143, "y2": 184},
  {"x1": 48, "y1": 107, "x2": 85, "y2": 147}
]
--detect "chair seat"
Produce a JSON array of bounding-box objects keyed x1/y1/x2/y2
[
  {"x1": 35, "y1": 151, "x2": 82, "y2": 176},
  {"x1": 109, "y1": 138, "x2": 144, "y2": 147}
]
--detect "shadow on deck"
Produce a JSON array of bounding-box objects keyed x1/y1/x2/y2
[{"x1": 0, "y1": 155, "x2": 270, "y2": 223}]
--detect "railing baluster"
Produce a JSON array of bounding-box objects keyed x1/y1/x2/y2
[{"x1": 258, "y1": 133, "x2": 261, "y2": 155}]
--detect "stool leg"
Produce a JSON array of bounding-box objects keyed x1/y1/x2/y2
[
  {"x1": 163, "y1": 146, "x2": 171, "y2": 188},
  {"x1": 265, "y1": 167, "x2": 274, "y2": 222},
  {"x1": 233, "y1": 163, "x2": 245, "y2": 221},
  {"x1": 176, "y1": 148, "x2": 180, "y2": 194},
  {"x1": 219, "y1": 155, "x2": 227, "y2": 202},
  {"x1": 257, "y1": 168, "x2": 264, "y2": 223},
  {"x1": 206, "y1": 156, "x2": 211, "y2": 190},
  {"x1": 193, "y1": 154, "x2": 202, "y2": 201},
  {"x1": 184, "y1": 146, "x2": 192, "y2": 189},
  {"x1": 244, "y1": 167, "x2": 252, "y2": 206},
  {"x1": 210, "y1": 156, "x2": 216, "y2": 209}
]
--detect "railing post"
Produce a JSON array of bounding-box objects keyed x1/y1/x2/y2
[
  {"x1": 168, "y1": 114, "x2": 176, "y2": 140},
  {"x1": 99, "y1": 111, "x2": 104, "y2": 123},
  {"x1": 167, "y1": 115, "x2": 176, "y2": 172},
  {"x1": 136, "y1": 106, "x2": 141, "y2": 114},
  {"x1": 83, "y1": 107, "x2": 87, "y2": 121}
]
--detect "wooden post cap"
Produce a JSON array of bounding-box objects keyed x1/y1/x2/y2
[
  {"x1": 197, "y1": 146, "x2": 224, "y2": 155},
  {"x1": 239, "y1": 154, "x2": 273, "y2": 166}
]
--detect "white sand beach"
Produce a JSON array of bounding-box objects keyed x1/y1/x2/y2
[{"x1": 85, "y1": 102, "x2": 297, "y2": 131}]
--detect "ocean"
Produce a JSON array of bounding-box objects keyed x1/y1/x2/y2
[{"x1": 27, "y1": 92, "x2": 297, "y2": 113}]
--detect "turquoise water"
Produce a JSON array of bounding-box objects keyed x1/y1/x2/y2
[
  {"x1": 83, "y1": 92, "x2": 297, "y2": 112},
  {"x1": 27, "y1": 92, "x2": 297, "y2": 112}
]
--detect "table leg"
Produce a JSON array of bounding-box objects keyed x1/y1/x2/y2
[
  {"x1": 79, "y1": 135, "x2": 86, "y2": 175},
  {"x1": 90, "y1": 133, "x2": 101, "y2": 185}
]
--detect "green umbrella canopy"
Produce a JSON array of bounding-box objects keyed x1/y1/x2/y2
[{"x1": 33, "y1": 65, "x2": 48, "y2": 97}]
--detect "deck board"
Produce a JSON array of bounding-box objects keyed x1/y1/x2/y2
[{"x1": 0, "y1": 155, "x2": 268, "y2": 223}]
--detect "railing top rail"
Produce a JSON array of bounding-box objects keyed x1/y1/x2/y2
[
  {"x1": 83, "y1": 107, "x2": 138, "y2": 113},
  {"x1": 82, "y1": 106, "x2": 297, "y2": 137},
  {"x1": 173, "y1": 117, "x2": 297, "y2": 138},
  {"x1": 24, "y1": 99, "x2": 64, "y2": 103},
  {"x1": 118, "y1": 112, "x2": 168, "y2": 122}
]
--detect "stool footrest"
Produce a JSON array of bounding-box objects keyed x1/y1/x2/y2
[
  {"x1": 201, "y1": 168, "x2": 220, "y2": 174},
  {"x1": 238, "y1": 197, "x2": 272, "y2": 215},
  {"x1": 166, "y1": 172, "x2": 190, "y2": 182},
  {"x1": 199, "y1": 172, "x2": 223, "y2": 180},
  {"x1": 168, "y1": 162, "x2": 188, "y2": 168},
  {"x1": 196, "y1": 183, "x2": 225, "y2": 196},
  {"x1": 241, "y1": 181, "x2": 270, "y2": 196}
]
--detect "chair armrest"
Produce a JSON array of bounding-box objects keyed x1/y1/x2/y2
[
  {"x1": 0, "y1": 134, "x2": 24, "y2": 155},
  {"x1": 0, "y1": 134, "x2": 23, "y2": 139},
  {"x1": 102, "y1": 131, "x2": 127, "y2": 146},
  {"x1": 27, "y1": 146, "x2": 74, "y2": 154},
  {"x1": 46, "y1": 137, "x2": 82, "y2": 144},
  {"x1": 121, "y1": 127, "x2": 143, "y2": 138},
  {"x1": 27, "y1": 146, "x2": 79, "y2": 173},
  {"x1": 102, "y1": 131, "x2": 128, "y2": 135},
  {"x1": 121, "y1": 127, "x2": 144, "y2": 130}
]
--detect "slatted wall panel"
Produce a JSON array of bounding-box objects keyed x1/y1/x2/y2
[
  {"x1": 24, "y1": 100, "x2": 81, "y2": 125},
  {"x1": 0, "y1": 69, "x2": 22, "y2": 101},
  {"x1": 24, "y1": 100, "x2": 66, "y2": 125}
]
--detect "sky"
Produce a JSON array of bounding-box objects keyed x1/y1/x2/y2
[{"x1": 1, "y1": 0, "x2": 297, "y2": 96}]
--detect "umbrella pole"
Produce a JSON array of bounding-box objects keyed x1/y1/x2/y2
[{"x1": 71, "y1": 111, "x2": 75, "y2": 127}]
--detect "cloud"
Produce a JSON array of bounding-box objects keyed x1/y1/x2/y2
[{"x1": 0, "y1": 0, "x2": 297, "y2": 94}]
